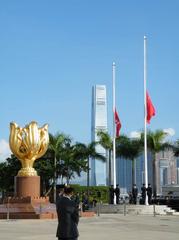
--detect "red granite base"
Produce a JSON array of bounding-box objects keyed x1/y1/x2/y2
[
  {"x1": 0, "y1": 196, "x2": 57, "y2": 219},
  {"x1": 0, "y1": 197, "x2": 96, "y2": 219}
]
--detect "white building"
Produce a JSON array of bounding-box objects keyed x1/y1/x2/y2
[{"x1": 91, "y1": 85, "x2": 108, "y2": 186}]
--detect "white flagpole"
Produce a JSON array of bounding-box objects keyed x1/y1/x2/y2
[
  {"x1": 144, "y1": 36, "x2": 149, "y2": 205},
  {"x1": 112, "y1": 62, "x2": 116, "y2": 204}
]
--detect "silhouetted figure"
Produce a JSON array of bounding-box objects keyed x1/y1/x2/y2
[
  {"x1": 109, "y1": 185, "x2": 114, "y2": 204},
  {"x1": 97, "y1": 190, "x2": 101, "y2": 201},
  {"x1": 56, "y1": 186, "x2": 79, "y2": 240},
  {"x1": 82, "y1": 192, "x2": 89, "y2": 212},
  {"x1": 56, "y1": 184, "x2": 65, "y2": 202},
  {"x1": 128, "y1": 191, "x2": 133, "y2": 204},
  {"x1": 132, "y1": 184, "x2": 138, "y2": 204},
  {"x1": 92, "y1": 198, "x2": 97, "y2": 207},
  {"x1": 114, "y1": 184, "x2": 120, "y2": 204},
  {"x1": 141, "y1": 184, "x2": 146, "y2": 204},
  {"x1": 147, "y1": 183, "x2": 152, "y2": 205},
  {"x1": 73, "y1": 192, "x2": 80, "y2": 208}
]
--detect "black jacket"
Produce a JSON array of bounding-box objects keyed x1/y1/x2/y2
[
  {"x1": 115, "y1": 187, "x2": 120, "y2": 196},
  {"x1": 132, "y1": 187, "x2": 138, "y2": 197},
  {"x1": 56, "y1": 196, "x2": 79, "y2": 239},
  {"x1": 147, "y1": 186, "x2": 152, "y2": 197}
]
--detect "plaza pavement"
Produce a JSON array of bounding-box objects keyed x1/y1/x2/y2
[{"x1": 0, "y1": 214, "x2": 179, "y2": 240}]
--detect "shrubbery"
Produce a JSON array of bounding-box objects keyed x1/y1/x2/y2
[{"x1": 70, "y1": 184, "x2": 109, "y2": 204}]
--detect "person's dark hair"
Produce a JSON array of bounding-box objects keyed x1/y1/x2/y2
[{"x1": 64, "y1": 186, "x2": 74, "y2": 195}]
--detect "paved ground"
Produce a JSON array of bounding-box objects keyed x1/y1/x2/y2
[{"x1": 0, "y1": 214, "x2": 179, "y2": 240}]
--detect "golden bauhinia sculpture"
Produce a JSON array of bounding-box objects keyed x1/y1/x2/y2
[{"x1": 9, "y1": 121, "x2": 49, "y2": 176}]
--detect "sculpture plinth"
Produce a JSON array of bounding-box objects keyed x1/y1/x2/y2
[
  {"x1": 15, "y1": 176, "x2": 40, "y2": 198},
  {"x1": 0, "y1": 196, "x2": 57, "y2": 219}
]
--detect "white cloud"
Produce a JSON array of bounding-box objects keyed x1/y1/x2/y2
[
  {"x1": 130, "y1": 131, "x2": 141, "y2": 139},
  {"x1": 0, "y1": 139, "x2": 11, "y2": 162},
  {"x1": 163, "y1": 128, "x2": 175, "y2": 136}
]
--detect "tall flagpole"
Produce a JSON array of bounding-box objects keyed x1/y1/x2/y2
[
  {"x1": 144, "y1": 36, "x2": 149, "y2": 205},
  {"x1": 112, "y1": 62, "x2": 116, "y2": 204}
]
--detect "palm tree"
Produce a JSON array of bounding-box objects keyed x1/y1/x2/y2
[
  {"x1": 74, "y1": 142, "x2": 106, "y2": 192},
  {"x1": 116, "y1": 135, "x2": 142, "y2": 187},
  {"x1": 48, "y1": 132, "x2": 71, "y2": 202},
  {"x1": 97, "y1": 131, "x2": 142, "y2": 187},
  {"x1": 34, "y1": 149, "x2": 54, "y2": 196},
  {"x1": 59, "y1": 141, "x2": 88, "y2": 184},
  {"x1": 97, "y1": 130, "x2": 113, "y2": 185},
  {"x1": 141, "y1": 129, "x2": 169, "y2": 197}
]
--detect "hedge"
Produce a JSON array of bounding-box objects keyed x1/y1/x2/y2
[{"x1": 70, "y1": 185, "x2": 110, "y2": 203}]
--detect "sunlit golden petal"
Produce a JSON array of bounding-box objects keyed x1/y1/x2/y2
[
  {"x1": 25, "y1": 121, "x2": 40, "y2": 153},
  {"x1": 9, "y1": 122, "x2": 22, "y2": 159},
  {"x1": 36, "y1": 124, "x2": 49, "y2": 159}
]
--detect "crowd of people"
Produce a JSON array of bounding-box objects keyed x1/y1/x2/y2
[{"x1": 109, "y1": 183, "x2": 153, "y2": 205}]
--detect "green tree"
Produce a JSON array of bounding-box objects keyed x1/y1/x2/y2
[
  {"x1": 48, "y1": 132, "x2": 89, "y2": 200},
  {"x1": 58, "y1": 141, "x2": 88, "y2": 184},
  {"x1": 97, "y1": 131, "x2": 142, "y2": 188},
  {"x1": 141, "y1": 129, "x2": 169, "y2": 197},
  {"x1": 116, "y1": 135, "x2": 142, "y2": 187},
  {"x1": 34, "y1": 149, "x2": 55, "y2": 196},
  {"x1": 74, "y1": 142, "x2": 106, "y2": 191},
  {"x1": 0, "y1": 154, "x2": 21, "y2": 198},
  {"x1": 48, "y1": 132, "x2": 71, "y2": 201},
  {"x1": 97, "y1": 130, "x2": 113, "y2": 185}
]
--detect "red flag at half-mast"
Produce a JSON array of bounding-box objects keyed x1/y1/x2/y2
[
  {"x1": 114, "y1": 109, "x2": 121, "y2": 137},
  {"x1": 146, "y1": 91, "x2": 156, "y2": 124}
]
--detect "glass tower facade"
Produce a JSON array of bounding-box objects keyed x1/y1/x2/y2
[
  {"x1": 91, "y1": 85, "x2": 108, "y2": 186},
  {"x1": 116, "y1": 152, "x2": 153, "y2": 194}
]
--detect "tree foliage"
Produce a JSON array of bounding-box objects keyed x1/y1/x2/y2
[{"x1": 0, "y1": 155, "x2": 21, "y2": 196}]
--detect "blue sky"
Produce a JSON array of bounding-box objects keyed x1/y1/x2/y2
[{"x1": 0, "y1": 0, "x2": 179, "y2": 159}]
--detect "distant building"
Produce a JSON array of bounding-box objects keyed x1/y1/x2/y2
[
  {"x1": 177, "y1": 158, "x2": 179, "y2": 184},
  {"x1": 71, "y1": 172, "x2": 87, "y2": 186},
  {"x1": 116, "y1": 152, "x2": 153, "y2": 194},
  {"x1": 116, "y1": 149, "x2": 178, "y2": 195},
  {"x1": 155, "y1": 150, "x2": 177, "y2": 194},
  {"x1": 116, "y1": 157, "x2": 132, "y2": 194},
  {"x1": 91, "y1": 85, "x2": 108, "y2": 186}
]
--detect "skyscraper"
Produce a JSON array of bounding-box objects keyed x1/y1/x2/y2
[{"x1": 91, "y1": 85, "x2": 108, "y2": 186}]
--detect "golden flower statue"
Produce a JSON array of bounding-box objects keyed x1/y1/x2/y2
[{"x1": 9, "y1": 121, "x2": 49, "y2": 176}]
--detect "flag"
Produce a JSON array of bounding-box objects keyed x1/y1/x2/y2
[
  {"x1": 146, "y1": 91, "x2": 156, "y2": 124},
  {"x1": 114, "y1": 109, "x2": 121, "y2": 137}
]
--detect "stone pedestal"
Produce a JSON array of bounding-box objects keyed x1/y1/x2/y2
[
  {"x1": 0, "y1": 176, "x2": 57, "y2": 219},
  {"x1": 15, "y1": 176, "x2": 40, "y2": 197},
  {"x1": 0, "y1": 196, "x2": 57, "y2": 219}
]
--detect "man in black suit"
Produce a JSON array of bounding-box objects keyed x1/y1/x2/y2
[
  {"x1": 132, "y1": 184, "x2": 138, "y2": 204},
  {"x1": 141, "y1": 184, "x2": 146, "y2": 204},
  {"x1": 147, "y1": 183, "x2": 152, "y2": 205},
  {"x1": 114, "y1": 184, "x2": 120, "y2": 204},
  {"x1": 56, "y1": 186, "x2": 79, "y2": 240}
]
